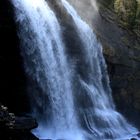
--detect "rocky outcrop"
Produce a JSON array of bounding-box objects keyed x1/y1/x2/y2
[
  {"x1": 0, "y1": 104, "x2": 38, "y2": 140},
  {"x1": 67, "y1": 0, "x2": 140, "y2": 128},
  {"x1": 114, "y1": 0, "x2": 140, "y2": 36},
  {"x1": 114, "y1": 0, "x2": 137, "y2": 27},
  {"x1": 97, "y1": 0, "x2": 140, "y2": 128}
]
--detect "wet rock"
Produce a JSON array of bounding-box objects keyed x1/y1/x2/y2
[
  {"x1": 68, "y1": 0, "x2": 140, "y2": 129},
  {"x1": 0, "y1": 104, "x2": 38, "y2": 140},
  {"x1": 114, "y1": 0, "x2": 137, "y2": 27},
  {"x1": 14, "y1": 116, "x2": 38, "y2": 130},
  {"x1": 97, "y1": 0, "x2": 140, "y2": 128},
  {"x1": 137, "y1": 132, "x2": 140, "y2": 137},
  {"x1": 0, "y1": 104, "x2": 15, "y2": 129},
  {"x1": 114, "y1": 0, "x2": 140, "y2": 36},
  {"x1": 130, "y1": 138, "x2": 137, "y2": 140}
]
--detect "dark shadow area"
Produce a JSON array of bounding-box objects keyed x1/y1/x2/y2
[{"x1": 0, "y1": 0, "x2": 29, "y2": 114}]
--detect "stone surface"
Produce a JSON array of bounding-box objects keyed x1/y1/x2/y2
[
  {"x1": 114, "y1": 0, "x2": 137, "y2": 27},
  {"x1": 0, "y1": 104, "x2": 38, "y2": 140},
  {"x1": 67, "y1": 0, "x2": 140, "y2": 128},
  {"x1": 96, "y1": 0, "x2": 140, "y2": 128}
]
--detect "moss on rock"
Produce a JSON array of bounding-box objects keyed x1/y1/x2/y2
[
  {"x1": 114, "y1": 0, "x2": 137, "y2": 27},
  {"x1": 135, "y1": 0, "x2": 140, "y2": 35},
  {"x1": 136, "y1": 0, "x2": 140, "y2": 18}
]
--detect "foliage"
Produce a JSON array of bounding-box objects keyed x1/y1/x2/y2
[{"x1": 114, "y1": 0, "x2": 137, "y2": 27}]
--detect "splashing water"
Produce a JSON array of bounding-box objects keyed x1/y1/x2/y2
[
  {"x1": 12, "y1": 0, "x2": 84, "y2": 139},
  {"x1": 61, "y1": 0, "x2": 138, "y2": 139},
  {"x1": 12, "y1": 0, "x2": 138, "y2": 139}
]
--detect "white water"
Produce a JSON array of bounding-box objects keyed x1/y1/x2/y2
[
  {"x1": 12, "y1": 0, "x2": 83, "y2": 139},
  {"x1": 12, "y1": 0, "x2": 138, "y2": 139},
  {"x1": 61, "y1": 0, "x2": 138, "y2": 139}
]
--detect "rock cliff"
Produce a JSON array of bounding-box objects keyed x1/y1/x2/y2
[{"x1": 67, "y1": 0, "x2": 140, "y2": 128}]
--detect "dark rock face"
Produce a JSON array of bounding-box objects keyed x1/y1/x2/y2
[
  {"x1": 96, "y1": 0, "x2": 140, "y2": 128},
  {"x1": 67, "y1": 0, "x2": 140, "y2": 128},
  {"x1": 0, "y1": 104, "x2": 38, "y2": 140},
  {"x1": 1, "y1": 122, "x2": 39, "y2": 140},
  {"x1": 114, "y1": 0, "x2": 140, "y2": 36},
  {"x1": 114, "y1": 0, "x2": 137, "y2": 27},
  {"x1": 0, "y1": 0, "x2": 29, "y2": 114}
]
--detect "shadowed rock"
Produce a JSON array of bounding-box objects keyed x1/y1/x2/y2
[{"x1": 0, "y1": 104, "x2": 38, "y2": 140}]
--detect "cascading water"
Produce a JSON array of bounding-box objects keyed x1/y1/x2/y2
[
  {"x1": 11, "y1": 0, "x2": 138, "y2": 139},
  {"x1": 12, "y1": 0, "x2": 83, "y2": 139},
  {"x1": 61, "y1": 0, "x2": 138, "y2": 139}
]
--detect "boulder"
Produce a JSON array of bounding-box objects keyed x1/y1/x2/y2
[
  {"x1": 14, "y1": 116, "x2": 38, "y2": 130},
  {"x1": 0, "y1": 104, "x2": 38, "y2": 140}
]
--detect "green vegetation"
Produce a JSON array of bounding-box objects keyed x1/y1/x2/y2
[
  {"x1": 114, "y1": 0, "x2": 140, "y2": 36},
  {"x1": 114, "y1": 0, "x2": 137, "y2": 27},
  {"x1": 135, "y1": 0, "x2": 140, "y2": 35}
]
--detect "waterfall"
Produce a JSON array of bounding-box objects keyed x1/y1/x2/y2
[
  {"x1": 11, "y1": 0, "x2": 138, "y2": 139},
  {"x1": 61, "y1": 0, "x2": 137, "y2": 139},
  {"x1": 12, "y1": 0, "x2": 83, "y2": 139}
]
